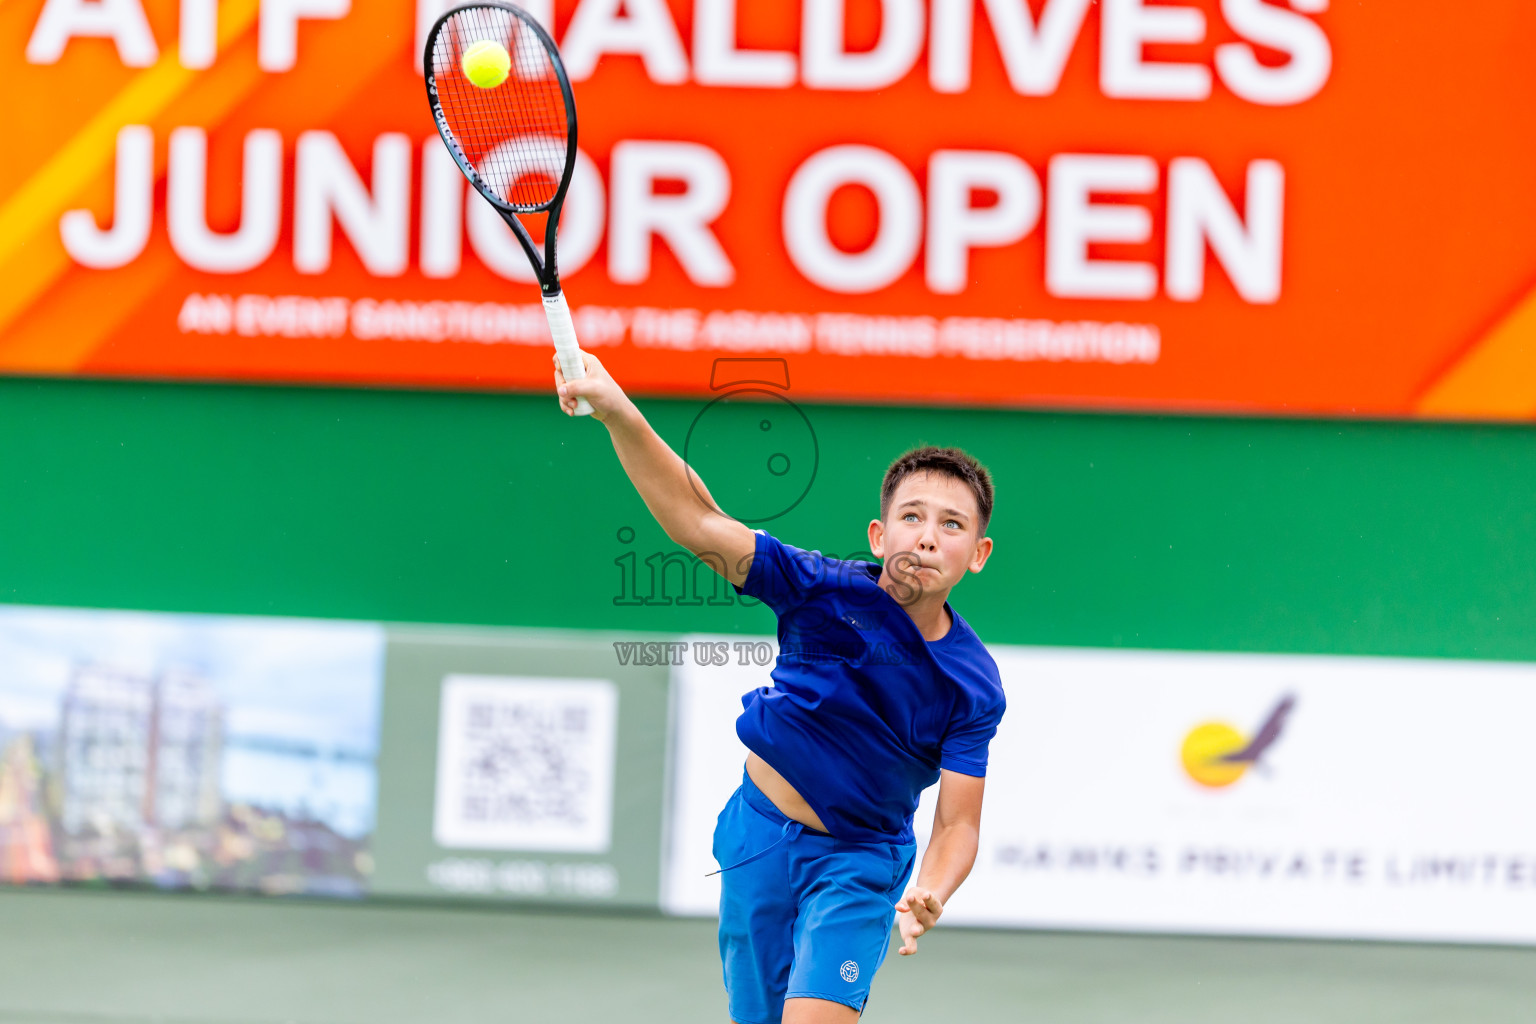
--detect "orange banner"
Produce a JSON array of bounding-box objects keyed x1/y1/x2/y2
[{"x1": 4, "y1": 0, "x2": 1536, "y2": 417}]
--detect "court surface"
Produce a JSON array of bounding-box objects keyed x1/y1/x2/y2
[{"x1": 1, "y1": 888, "x2": 1533, "y2": 1024}]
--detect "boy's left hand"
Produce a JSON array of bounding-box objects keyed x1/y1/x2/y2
[{"x1": 895, "y1": 887, "x2": 943, "y2": 955}]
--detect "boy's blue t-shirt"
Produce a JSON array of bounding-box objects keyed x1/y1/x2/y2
[{"x1": 732, "y1": 529, "x2": 1006, "y2": 845}]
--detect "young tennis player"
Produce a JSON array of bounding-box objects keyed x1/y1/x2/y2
[{"x1": 554, "y1": 354, "x2": 1003, "y2": 1024}]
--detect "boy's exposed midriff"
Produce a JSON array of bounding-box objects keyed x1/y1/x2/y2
[{"x1": 745, "y1": 751, "x2": 830, "y2": 833}]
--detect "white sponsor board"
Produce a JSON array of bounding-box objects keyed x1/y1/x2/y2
[
  {"x1": 434, "y1": 675, "x2": 618, "y2": 853},
  {"x1": 664, "y1": 640, "x2": 1536, "y2": 944},
  {"x1": 661, "y1": 642, "x2": 761, "y2": 917}
]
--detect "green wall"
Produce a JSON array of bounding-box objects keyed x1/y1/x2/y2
[{"x1": 1, "y1": 377, "x2": 1533, "y2": 661}]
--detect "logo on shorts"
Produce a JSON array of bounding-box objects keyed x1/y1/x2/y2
[{"x1": 839, "y1": 960, "x2": 859, "y2": 983}]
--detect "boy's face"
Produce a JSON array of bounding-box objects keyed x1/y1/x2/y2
[{"x1": 868, "y1": 470, "x2": 993, "y2": 600}]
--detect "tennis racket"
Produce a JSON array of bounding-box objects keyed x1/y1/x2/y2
[{"x1": 424, "y1": 2, "x2": 592, "y2": 416}]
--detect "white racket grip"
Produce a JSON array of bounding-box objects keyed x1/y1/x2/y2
[{"x1": 543, "y1": 290, "x2": 593, "y2": 417}]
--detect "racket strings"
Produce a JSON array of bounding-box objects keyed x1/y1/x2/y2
[{"x1": 431, "y1": 5, "x2": 570, "y2": 212}]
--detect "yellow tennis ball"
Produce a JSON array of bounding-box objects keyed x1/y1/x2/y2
[{"x1": 462, "y1": 39, "x2": 511, "y2": 89}]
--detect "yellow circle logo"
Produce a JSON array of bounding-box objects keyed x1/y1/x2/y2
[{"x1": 1180, "y1": 721, "x2": 1250, "y2": 788}]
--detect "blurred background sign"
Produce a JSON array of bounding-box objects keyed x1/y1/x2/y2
[
  {"x1": 0, "y1": 606, "x2": 382, "y2": 896},
  {"x1": 666, "y1": 637, "x2": 1536, "y2": 945},
  {"x1": 5, "y1": 0, "x2": 1536, "y2": 416},
  {"x1": 371, "y1": 626, "x2": 671, "y2": 908}
]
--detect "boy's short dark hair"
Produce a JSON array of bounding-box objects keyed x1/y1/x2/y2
[{"x1": 879, "y1": 447, "x2": 995, "y2": 537}]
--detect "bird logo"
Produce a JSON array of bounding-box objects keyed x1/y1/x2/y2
[{"x1": 1180, "y1": 694, "x2": 1297, "y2": 789}]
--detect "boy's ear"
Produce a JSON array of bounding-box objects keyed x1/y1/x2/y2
[
  {"x1": 867, "y1": 518, "x2": 885, "y2": 557},
  {"x1": 969, "y1": 535, "x2": 994, "y2": 573}
]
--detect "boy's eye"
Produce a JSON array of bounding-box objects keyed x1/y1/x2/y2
[
  {"x1": 944, "y1": 520, "x2": 960, "y2": 529},
  {"x1": 903, "y1": 512, "x2": 918, "y2": 521}
]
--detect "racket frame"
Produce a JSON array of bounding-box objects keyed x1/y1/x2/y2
[
  {"x1": 424, "y1": 2, "x2": 593, "y2": 415},
  {"x1": 424, "y1": 2, "x2": 577, "y2": 296}
]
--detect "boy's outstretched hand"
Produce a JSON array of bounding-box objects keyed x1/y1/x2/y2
[
  {"x1": 552, "y1": 351, "x2": 632, "y2": 424},
  {"x1": 895, "y1": 887, "x2": 943, "y2": 955}
]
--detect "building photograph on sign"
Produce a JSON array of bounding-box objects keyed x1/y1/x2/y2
[{"x1": 2, "y1": 2, "x2": 1536, "y2": 1023}]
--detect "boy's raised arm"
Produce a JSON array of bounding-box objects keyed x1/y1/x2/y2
[{"x1": 554, "y1": 352, "x2": 757, "y2": 587}]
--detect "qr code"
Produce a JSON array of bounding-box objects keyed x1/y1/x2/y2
[{"x1": 433, "y1": 675, "x2": 618, "y2": 853}]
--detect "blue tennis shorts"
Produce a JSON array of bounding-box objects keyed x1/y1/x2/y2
[{"x1": 712, "y1": 771, "x2": 917, "y2": 1024}]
